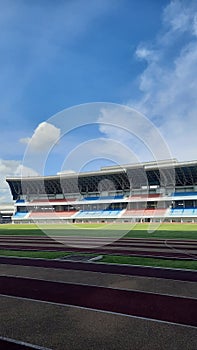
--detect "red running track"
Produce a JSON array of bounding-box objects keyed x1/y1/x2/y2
[
  {"x1": 0, "y1": 276, "x2": 196, "y2": 327},
  {"x1": 0, "y1": 236, "x2": 196, "y2": 259},
  {"x1": 1, "y1": 236, "x2": 197, "y2": 245},
  {"x1": 0, "y1": 256, "x2": 197, "y2": 282},
  {"x1": 1, "y1": 240, "x2": 197, "y2": 250},
  {"x1": 0, "y1": 243, "x2": 196, "y2": 259}
]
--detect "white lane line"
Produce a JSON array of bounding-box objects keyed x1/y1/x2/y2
[
  {"x1": 0, "y1": 255, "x2": 197, "y2": 273},
  {"x1": 1, "y1": 273, "x2": 197, "y2": 299},
  {"x1": 1, "y1": 293, "x2": 196, "y2": 330},
  {"x1": 0, "y1": 336, "x2": 52, "y2": 349}
]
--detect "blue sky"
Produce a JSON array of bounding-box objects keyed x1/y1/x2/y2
[{"x1": 1, "y1": 0, "x2": 197, "y2": 202}]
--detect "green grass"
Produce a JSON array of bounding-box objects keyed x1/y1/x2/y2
[
  {"x1": 100, "y1": 255, "x2": 197, "y2": 270},
  {"x1": 0, "y1": 223, "x2": 197, "y2": 239},
  {"x1": 125, "y1": 230, "x2": 197, "y2": 239},
  {"x1": 99, "y1": 255, "x2": 197, "y2": 270},
  {"x1": 0, "y1": 223, "x2": 196, "y2": 270},
  {"x1": 0, "y1": 249, "x2": 196, "y2": 270},
  {"x1": 0, "y1": 224, "x2": 44, "y2": 236},
  {"x1": 0, "y1": 250, "x2": 71, "y2": 259}
]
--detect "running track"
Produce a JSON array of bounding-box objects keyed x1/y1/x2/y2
[
  {"x1": 1, "y1": 235, "x2": 197, "y2": 348},
  {"x1": 0, "y1": 236, "x2": 197, "y2": 259},
  {"x1": 0, "y1": 275, "x2": 197, "y2": 327},
  {"x1": 0, "y1": 337, "x2": 51, "y2": 350},
  {"x1": 1, "y1": 256, "x2": 197, "y2": 349},
  {"x1": 0, "y1": 256, "x2": 197, "y2": 282}
]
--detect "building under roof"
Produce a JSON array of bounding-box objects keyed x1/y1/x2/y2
[{"x1": 6, "y1": 160, "x2": 197, "y2": 224}]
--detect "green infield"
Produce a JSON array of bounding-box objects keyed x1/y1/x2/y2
[
  {"x1": 1, "y1": 223, "x2": 196, "y2": 270},
  {"x1": 0, "y1": 250, "x2": 196, "y2": 270},
  {"x1": 0, "y1": 223, "x2": 197, "y2": 239},
  {"x1": 0, "y1": 250, "x2": 71, "y2": 259},
  {"x1": 0, "y1": 224, "x2": 44, "y2": 236},
  {"x1": 100, "y1": 255, "x2": 197, "y2": 270}
]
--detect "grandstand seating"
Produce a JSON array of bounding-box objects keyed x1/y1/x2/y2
[
  {"x1": 30, "y1": 198, "x2": 77, "y2": 203},
  {"x1": 83, "y1": 197, "x2": 99, "y2": 201},
  {"x1": 75, "y1": 209, "x2": 123, "y2": 218},
  {"x1": 13, "y1": 212, "x2": 28, "y2": 218},
  {"x1": 169, "y1": 208, "x2": 197, "y2": 216},
  {"x1": 83, "y1": 195, "x2": 124, "y2": 201},
  {"x1": 122, "y1": 209, "x2": 167, "y2": 217},
  {"x1": 170, "y1": 208, "x2": 184, "y2": 215},
  {"x1": 29, "y1": 211, "x2": 77, "y2": 218},
  {"x1": 16, "y1": 199, "x2": 25, "y2": 203},
  {"x1": 128, "y1": 194, "x2": 162, "y2": 200},
  {"x1": 183, "y1": 209, "x2": 196, "y2": 215},
  {"x1": 6, "y1": 159, "x2": 197, "y2": 223},
  {"x1": 171, "y1": 192, "x2": 197, "y2": 197}
]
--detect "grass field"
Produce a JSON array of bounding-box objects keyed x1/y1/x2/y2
[
  {"x1": 0, "y1": 223, "x2": 196, "y2": 270},
  {"x1": 0, "y1": 222, "x2": 197, "y2": 239},
  {"x1": 0, "y1": 249, "x2": 196, "y2": 270}
]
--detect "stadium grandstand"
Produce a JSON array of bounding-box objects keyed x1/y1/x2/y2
[
  {"x1": 6, "y1": 159, "x2": 197, "y2": 224},
  {"x1": 0, "y1": 204, "x2": 14, "y2": 223}
]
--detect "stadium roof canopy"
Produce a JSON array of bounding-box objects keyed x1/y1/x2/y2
[{"x1": 6, "y1": 160, "x2": 197, "y2": 200}]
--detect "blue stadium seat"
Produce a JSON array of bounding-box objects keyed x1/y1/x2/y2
[
  {"x1": 171, "y1": 192, "x2": 197, "y2": 196},
  {"x1": 75, "y1": 209, "x2": 122, "y2": 218},
  {"x1": 169, "y1": 208, "x2": 184, "y2": 215},
  {"x1": 183, "y1": 208, "x2": 195, "y2": 215},
  {"x1": 169, "y1": 208, "x2": 197, "y2": 216},
  {"x1": 83, "y1": 197, "x2": 99, "y2": 201},
  {"x1": 83, "y1": 195, "x2": 124, "y2": 201},
  {"x1": 13, "y1": 212, "x2": 28, "y2": 218}
]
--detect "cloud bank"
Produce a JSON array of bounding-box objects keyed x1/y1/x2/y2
[
  {"x1": 20, "y1": 121, "x2": 60, "y2": 152},
  {"x1": 131, "y1": 0, "x2": 197, "y2": 161},
  {"x1": 0, "y1": 159, "x2": 38, "y2": 203}
]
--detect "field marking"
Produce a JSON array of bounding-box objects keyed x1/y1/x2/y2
[
  {"x1": 164, "y1": 239, "x2": 197, "y2": 260},
  {"x1": 1, "y1": 293, "x2": 196, "y2": 330},
  {"x1": 0, "y1": 336, "x2": 52, "y2": 349},
  {"x1": 0, "y1": 254, "x2": 197, "y2": 273},
  {"x1": 1, "y1": 273, "x2": 197, "y2": 300},
  {"x1": 0, "y1": 245, "x2": 195, "y2": 260}
]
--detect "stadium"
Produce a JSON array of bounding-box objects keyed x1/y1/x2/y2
[
  {"x1": 1, "y1": 1, "x2": 197, "y2": 348},
  {"x1": 1, "y1": 158, "x2": 197, "y2": 349},
  {"x1": 6, "y1": 159, "x2": 197, "y2": 224},
  {"x1": 0, "y1": 204, "x2": 13, "y2": 224}
]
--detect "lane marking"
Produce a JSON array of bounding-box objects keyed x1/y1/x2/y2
[
  {"x1": 0, "y1": 255, "x2": 197, "y2": 272},
  {"x1": 0, "y1": 336, "x2": 52, "y2": 349},
  {"x1": 1, "y1": 273, "x2": 196, "y2": 299},
  {"x1": 1, "y1": 276, "x2": 196, "y2": 327},
  {"x1": 1, "y1": 293, "x2": 196, "y2": 330}
]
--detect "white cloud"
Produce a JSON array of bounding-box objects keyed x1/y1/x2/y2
[
  {"x1": 20, "y1": 121, "x2": 61, "y2": 152},
  {"x1": 0, "y1": 159, "x2": 38, "y2": 202},
  {"x1": 135, "y1": 46, "x2": 155, "y2": 62},
  {"x1": 129, "y1": 0, "x2": 197, "y2": 161},
  {"x1": 163, "y1": 0, "x2": 195, "y2": 34}
]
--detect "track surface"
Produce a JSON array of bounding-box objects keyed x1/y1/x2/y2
[
  {"x1": 0, "y1": 256, "x2": 197, "y2": 282},
  {"x1": 0, "y1": 235, "x2": 197, "y2": 259},
  {"x1": 1, "y1": 275, "x2": 197, "y2": 327},
  {"x1": 0, "y1": 338, "x2": 50, "y2": 350},
  {"x1": 1, "y1": 235, "x2": 197, "y2": 349},
  {"x1": 0, "y1": 258, "x2": 197, "y2": 350}
]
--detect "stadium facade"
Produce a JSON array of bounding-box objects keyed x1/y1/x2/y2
[
  {"x1": 0, "y1": 204, "x2": 14, "y2": 223},
  {"x1": 6, "y1": 159, "x2": 197, "y2": 224}
]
